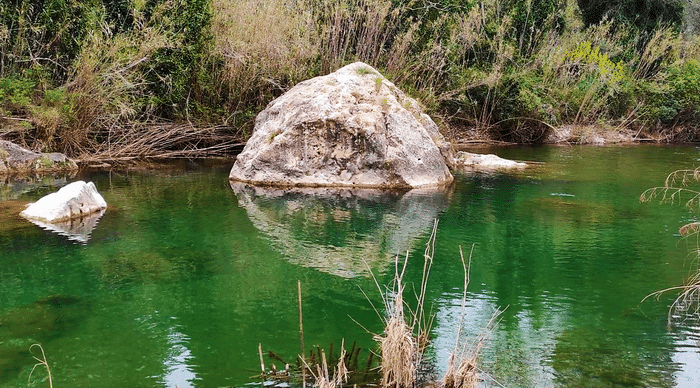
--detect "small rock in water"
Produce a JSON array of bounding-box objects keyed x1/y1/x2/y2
[{"x1": 20, "y1": 180, "x2": 107, "y2": 222}]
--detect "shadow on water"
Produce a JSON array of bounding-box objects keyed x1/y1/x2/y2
[{"x1": 230, "y1": 182, "x2": 453, "y2": 277}]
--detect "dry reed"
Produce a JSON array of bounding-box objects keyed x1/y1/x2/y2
[
  {"x1": 77, "y1": 122, "x2": 244, "y2": 163},
  {"x1": 377, "y1": 290, "x2": 417, "y2": 388},
  {"x1": 369, "y1": 220, "x2": 440, "y2": 388},
  {"x1": 28, "y1": 344, "x2": 53, "y2": 388},
  {"x1": 441, "y1": 245, "x2": 504, "y2": 388},
  {"x1": 368, "y1": 222, "x2": 504, "y2": 388},
  {"x1": 641, "y1": 167, "x2": 700, "y2": 326},
  {"x1": 302, "y1": 341, "x2": 349, "y2": 388}
]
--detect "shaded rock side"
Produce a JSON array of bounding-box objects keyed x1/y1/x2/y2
[
  {"x1": 20, "y1": 180, "x2": 107, "y2": 222},
  {"x1": 229, "y1": 62, "x2": 453, "y2": 189},
  {"x1": 0, "y1": 140, "x2": 78, "y2": 174}
]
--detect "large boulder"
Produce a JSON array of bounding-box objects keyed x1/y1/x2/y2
[
  {"x1": 229, "y1": 62, "x2": 454, "y2": 189},
  {"x1": 0, "y1": 140, "x2": 78, "y2": 174},
  {"x1": 20, "y1": 181, "x2": 107, "y2": 223}
]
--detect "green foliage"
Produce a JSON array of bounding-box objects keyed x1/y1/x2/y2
[
  {"x1": 668, "y1": 59, "x2": 700, "y2": 112},
  {"x1": 0, "y1": 75, "x2": 34, "y2": 112},
  {"x1": 0, "y1": 0, "x2": 94, "y2": 81},
  {"x1": 566, "y1": 41, "x2": 626, "y2": 84},
  {"x1": 0, "y1": 0, "x2": 699, "y2": 152},
  {"x1": 142, "y1": 0, "x2": 213, "y2": 118},
  {"x1": 509, "y1": 0, "x2": 563, "y2": 55},
  {"x1": 577, "y1": 0, "x2": 684, "y2": 33},
  {"x1": 103, "y1": 0, "x2": 134, "y2": 34}
]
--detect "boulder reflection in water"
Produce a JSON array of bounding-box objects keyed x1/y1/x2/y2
[{"x1": 230, "y1": 182, "x2": 451, "y2": 277}]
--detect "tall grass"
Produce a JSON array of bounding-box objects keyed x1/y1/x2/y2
[{"x1": 2, "y1": 0, "x2": 700, "y2": 156}]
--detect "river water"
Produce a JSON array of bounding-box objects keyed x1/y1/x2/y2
[{"x1": 1, "y1": 145, "x2": 699, "y2": 387}]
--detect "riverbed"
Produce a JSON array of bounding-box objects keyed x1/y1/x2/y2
[{"x1": 1, "y1": 145, "x2": 699, "y2": 387}]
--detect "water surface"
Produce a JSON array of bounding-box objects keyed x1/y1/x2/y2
[{"x1": 1, "y1": 145, "x2": 699, "y2": 387}]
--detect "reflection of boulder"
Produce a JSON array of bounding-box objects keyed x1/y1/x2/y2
[
  {"x1": 20, "y1": 180, "x2": 107, "y2": 222},
  {"x1": 25, "y1": 208, "x2": 106, "y2": 243},
  {"x1": 231, "y1": 182, "x2": 451, "y2": 277}
]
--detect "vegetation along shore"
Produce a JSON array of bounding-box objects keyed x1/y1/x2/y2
[{"x1": 1, "y1": 0, "x2": 700, "y2": 162}]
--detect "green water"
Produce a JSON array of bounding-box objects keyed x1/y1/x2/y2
[{"x1": 1, "y1": 145, "x2": 699, "y2": 387}]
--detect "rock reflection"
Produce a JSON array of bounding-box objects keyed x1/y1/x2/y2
[
  {"x1": 24, "y1": 209, "x2": 105, "y2": 243},
  {"x1": 230, "y1": 183, "x2": 452, "y2": 277},
  {"x1": 0, "y1": 172, "x2": 77, "y2": 201}
]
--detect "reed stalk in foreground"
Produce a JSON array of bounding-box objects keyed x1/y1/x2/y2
[
  {"x1": 375, "y1": 220, "x2": 438, "y2": 388},
  {"x1": 442, "y1": 246, "x2": 505, "y2": 388},
  {"x1": 641, "y1": 168, "x2": 700, "y2": 324},
  {"x1": 300, "y1": 340, "x2": 349, "y2": 388},
  {"x1": 368, "y1": 220, "x2": 436, "y2": 388},
  {"x1": 368, "y1": 221, "x2": 503, "y2": 388},
  {"x1": 28, "y1": 344, "x2": 53, "y2": 388}
]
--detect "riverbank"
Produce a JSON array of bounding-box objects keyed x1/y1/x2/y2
[{"x1": 1, "y1": 0, "x2": 699, "y2": 157}]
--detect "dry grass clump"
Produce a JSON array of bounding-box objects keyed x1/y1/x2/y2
[
  {"x1": 211, "y1": 0, "x2": 317, "y2": 115},
  {"x1": 377, "y1": 284, "x2": 418, "y2": 388},
  {"x1": 80, "y1": 122, "x2": 243, "y2": 163},
  {"x1": 369, "y1": 221, "x2": 438, "y2": 388},
  {"x1": 370, "y1": 223, "x2": 503, "y2": 388},
  {"x1": 306, "y1": 342, "x2": 349, "y2": 388},
  {"x1": 370, "y1": 220, "x2": 500, "y2": 388},
  {"x1": 210, "y1": 0, "x2": 399, "y2": 119}
]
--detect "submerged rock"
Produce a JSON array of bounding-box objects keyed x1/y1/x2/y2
[
  {"x1": 229, "y1": 62, "x2": 453, "y2": 189},
  {"x1": 20, "y1": 180, "x2": 107, "y2": 223},
  {"x1": 0, "y1": 140, "x2": 78, "y2": 174}
]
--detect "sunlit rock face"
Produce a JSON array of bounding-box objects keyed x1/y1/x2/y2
[
  {"x1": 20, "y1": 180, "x2": 107, "y2": 223},
  {"x1": 230, "y1": 182, "x2": 451, "y2": 277},
  {"x1": 229, "y1": 62, "x2": 454, "y2": 189}
]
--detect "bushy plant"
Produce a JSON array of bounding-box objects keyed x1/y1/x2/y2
[
  {"x1": 0, "y1": 76, "x2": 34, "y2": 113},
  {"x1": 668, "y1": 59, "x2": 700, "y2": 117},
  {"x1": 0, "y1": 0, "x2": 93, "y2": 81}
]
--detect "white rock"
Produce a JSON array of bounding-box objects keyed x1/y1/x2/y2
[
  {"x1": 229, "y1": 62, "x2": 454, "y2": 189},
  {"x1": 20, "y1": 181, "x2": 107, "y2": 222},
  {"x1": 453, "y1": 152, "x2": 527, "y2": 171}
]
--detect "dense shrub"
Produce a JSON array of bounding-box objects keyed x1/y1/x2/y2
[{"x1": 1, "y1": 0, "x2": 700, "y2": 153}]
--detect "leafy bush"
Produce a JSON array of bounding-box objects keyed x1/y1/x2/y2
[
  {"x1": 668, "y1": 59, "x2": 700, "y2": 115},
  {"x1": 0, "y1": 76, "x2": 34, "y2": 113}
]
